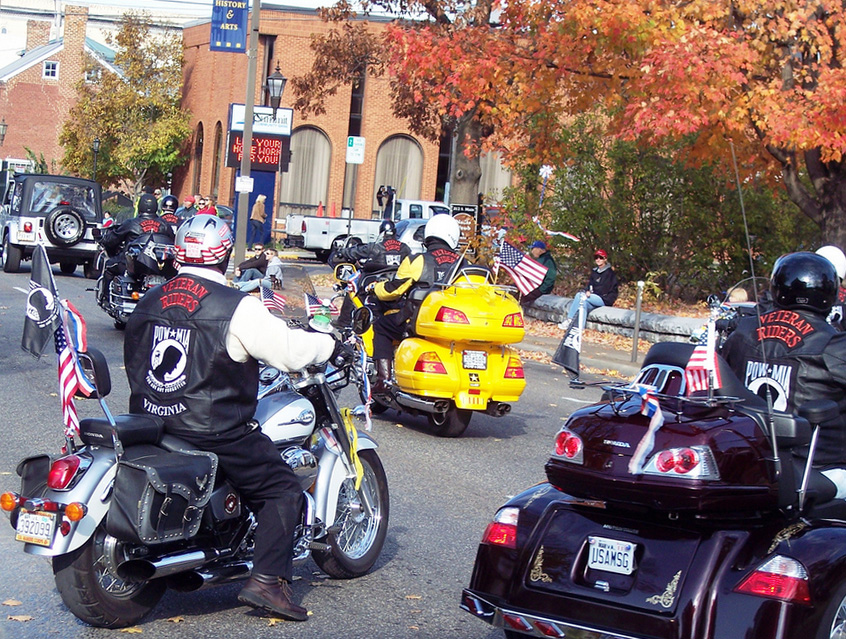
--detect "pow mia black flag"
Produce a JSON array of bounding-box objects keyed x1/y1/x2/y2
[
  {"x1": 552, "y1": 296, "x2": 585, "y2": 380},
  {"x1": 21, "y1": 245, "x2": 62, "y2": 358}
]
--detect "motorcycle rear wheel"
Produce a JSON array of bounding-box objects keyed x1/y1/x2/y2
[
  {"x1": 427, "y1": 405, "x2": 472, "y2": 437},
  {"x1": 818, "y1": 579, "x2": 846, "y2": 639},
  {"x1": 313, "y1": 449, "x2": 389, "y2": 579},
  {"x1": 53, "y1": 523, "x2": 165, "y2": 628}
]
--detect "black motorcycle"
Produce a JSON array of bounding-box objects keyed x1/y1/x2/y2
[{"x1": 95, "y1": 231, "x2": 177, "y2": 329}]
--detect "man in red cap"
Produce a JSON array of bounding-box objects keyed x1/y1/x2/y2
[
  {"x1": 175, "y1": 195, "x2": 197, "y2": 227},
  {"x1": 559, "y1": 248, "x2": 619, "y2": 327}
]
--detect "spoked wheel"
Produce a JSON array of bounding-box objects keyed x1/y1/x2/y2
[
  {"x1": 313, "y1": 449, "x2": 389, "y2": 578},
  {"x1": 819, "y1": 581, "x2": 846, "y2": 639},
  {"x1": 53, "y1": 523, "x2": 165, "y2": 628},
  {"x1": 427, "y1": 404, "x2": 472, "y2": 437}
]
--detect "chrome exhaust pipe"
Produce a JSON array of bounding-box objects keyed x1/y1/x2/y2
[
  {"x1": 117, "y1": 548, "x2": 224, "y2": 581},
  {"x1": 393, "y1": 391, "x2": 450, "y2": 414},
  {"x1": 485, "y1": 402, "x2": 511, "y2": 417}
]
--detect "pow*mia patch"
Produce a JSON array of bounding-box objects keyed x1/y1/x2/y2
[
  {"x1": 145, "y1": 325, "x2": 191, "y2": 394},
  {"x1": 26, "y1": 286, "x2": 60, "y2": 329}
]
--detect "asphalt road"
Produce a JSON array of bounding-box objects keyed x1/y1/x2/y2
[{"x1": 0, "y1": 263, "x2": 606, "y2": 639}]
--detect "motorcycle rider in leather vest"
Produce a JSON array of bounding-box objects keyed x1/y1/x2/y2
[
  {"x1": 721, "y1": 252, "x2": 846, "y2": 493},
  {"x1": 124, "y1": 215, "x2": 334, "y2": 621}
]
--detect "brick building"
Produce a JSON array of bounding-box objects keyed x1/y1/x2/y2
[
  {"x1": 177, "y1": 6, "x2": 452, "y2": 231},
  {"x1": 0, "y1": 5, "x2": 117, "y2": 172}
]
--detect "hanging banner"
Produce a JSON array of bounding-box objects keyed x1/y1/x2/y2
[{"x1": 210, "y1": 0, "x2": 249, "y2": 52}]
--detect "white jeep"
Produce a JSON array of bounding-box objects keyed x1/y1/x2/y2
[{"x1": 0, "y1": 174, "x2": 102, "y2": 278}]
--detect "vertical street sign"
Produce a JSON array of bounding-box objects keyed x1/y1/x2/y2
[
  {"x1": 346, "y1": 136, "x2": 365, "y2": 164},
  {"x1": 210, "y1": 0, "x2": 249, "y2": 52}
]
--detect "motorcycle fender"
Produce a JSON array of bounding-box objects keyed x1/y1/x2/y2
[
  {"x1": 24, "y1": 456, "x2": 117, "y2": 557},
  {"x1": 314, "y1": 431, "x2": 378, "y2": 528}
]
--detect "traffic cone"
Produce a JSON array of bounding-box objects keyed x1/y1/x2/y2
[
  {"x1": 330, "y1": 202, "x2": 336, "y2": 218},
  {"x1": 316, "y1": 201, "x2": 324, "y2": 216}
]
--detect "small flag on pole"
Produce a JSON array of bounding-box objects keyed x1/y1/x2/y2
[
  {"x1": 21, "y1": 245, "x2": 62, "y2": 358},
  {"x1": 261, "y1": 286, "x2": 287, "y2": 314},
  {"x1": 305, "y1": 292, "x2": 339, "y2": 317},
  {"x1": 552, "y1": 296, "x2": 585, "y2": 379},
  {"x1": 685, "y1": 319, "x2": 722, "y2": 394},
  {"x1": 495, "y1": 241, "x2": 548, "y2": 296},
  {"x1": 627, "y1": 383, "x2": 666, "y2": 474}
]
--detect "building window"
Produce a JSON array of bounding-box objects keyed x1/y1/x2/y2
[
  {"x1": 43, "y1": 61, "x2": 58, "y2": 78},
  {"x1": 278, "y1": 126, "x2": 331, "y2": 219},
  {"x1": 373, "y1": 135, "x2": 424, "y2": 212},
  {"x1": 84, "y1": 67, "x2": 101, "y2": 83},
  {"x1": 211, "y1": 122, "x2": 223, "y2": 201},
  {"x1": 192, "y1": 123, "x2": 204, "y2": 196}
]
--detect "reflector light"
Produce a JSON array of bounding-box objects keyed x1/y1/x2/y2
[
  {"x1": 504, "y1": 357, "x2": 524, "y2": 379},
  {"x1": 502, "y1": 313, "x2": 524, "y2": 328},
  {"x1": 0, "y1": 492, "x2": 22, "y2": 511},
  {"x1": 643, "y1": 445, "x2": 719, "y2": 480},
  {"x1": 414, "y1": 352, "x2": 447, "y2": 374},
  {"x1": 23, "y1": 222, "x2": 33, "y2": 233},
  {"x1": 435, "y1": 306, "x2": 469, "y2": 324},
  {"x1": 47, "y1": 455, "x2": 81, "y2": 490},
  {"x1": 503, "y1": 613, "x2": 533, "y2": 632},
  {"x1": 553, "y1": 428, "x2": 584, "y2": 464},
  {"x1": 131, "y1": 292, "x2": 141, "y2": 301},
  {"x1": 735, "y1": 555, "x2": 811, "y2": 605},
  {"x1": 535, "y1": 620, "x2": 566, "y2": 638},
  {"x1": 481, "y1": 507, "x2": 519, "y2": 548}
]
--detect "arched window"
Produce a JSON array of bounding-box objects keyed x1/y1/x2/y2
[
  {"x1": 479, "y1": 151, "x2": 512, "y2": 203},
  {"x1": 373, "y1": 135, "x2": 423, "y2": 212},
  {"x1": 211, "y1": 121, "x2": 223, "y2": 201},
  {"x1": 192, "y1": 123, "x2": 204, "y2": 195},
  {"x1": 278, "y1": 126, "x2": 330, "y2": 218}
]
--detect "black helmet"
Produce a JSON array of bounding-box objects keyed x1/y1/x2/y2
[
  {"x1": 379, "y1": 219, "x2": 396, "y2": 236},
  {"x1": 771, "y1": 251, "x2": 838, "y2": 315},
  {"x1": 137, "y1": 193, "x2": 158, "y2": 218},
  {"x1": 160, "y1": 194, "x2": 178, "y2": 213}
]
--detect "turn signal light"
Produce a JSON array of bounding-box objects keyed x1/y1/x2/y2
[
  {"x1": 0, "y1": 492, "x2": 22, "y2": 511},
  {"x1": 504, "y1": 357, "x2": 524, "y2": 379},
  {"x1": 414, "y1": 352, "x2": 447, "y2": 374},
  {"x1": 481, "y1": 507, "x2": 519, "y2": 548},
  {"x1": 502, "y1": 312, "x2": 524, "y2": 328},
  {"x1": 64, "y1": 502, "x2": 88, "y2": 522},
  {"x1": 435, "y1": 306, "x2": 469, "y2": 324},
  {"x1": 735, "y1": 555, "x2": 811, "y2": 605},
  {"x1": 47, "y1": 455, "x2": 81, "y2": 490}
]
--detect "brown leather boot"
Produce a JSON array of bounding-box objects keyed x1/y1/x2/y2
[
  {"x1": 238, "y1": 573, "x2": 308, "y2": 621},
  {"x1": 372, "y1": 358, "x2": 392, "y2": 395}
]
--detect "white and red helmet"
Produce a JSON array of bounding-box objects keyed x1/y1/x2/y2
[{"x1": 175, "y1": 215, "x2": 234, "y2": 266}]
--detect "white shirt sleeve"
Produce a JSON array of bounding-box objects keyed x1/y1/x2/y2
[{"x1": 227, "y1": 295, "x2": 335, "y2": 370}]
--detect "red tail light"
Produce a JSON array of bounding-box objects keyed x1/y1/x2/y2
[
  {"x1": 504, "y1": 356, "x2": 524, "y2": 379},
  {"x1": 24, "y1": 221, "x2": 33, "y2": 233},
  {"x1": 554, "y1": 428, "x2": 583, "y2": 463},
  {"x1": 481, "y1": 507, "x2": 519, "y2": 548},
  {"x1": 435, "y1": 306, "x2": 469, "y2": 324},
  {"x1": 502, "y1": 312, "x2": 524, "y2": 328},
  {"x1": 735, "y1": 556, "x2": 811, "y2": 605},
  {"x1": 47, "y1": 455, "x2": 81, "y2": 490},
  {"x1": 644, "y1": 445, "x2": 719, "y2": 479},
  {"x1": 301, "y1": 220, "x2": 307, "y2": 233},
  {"x1": 414, "y1": 352, "x2": 447, "y2": 374}
]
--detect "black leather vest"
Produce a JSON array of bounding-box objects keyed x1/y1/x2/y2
[{"x1": 124, "y1": 274, "x2": 259, "y2": 439}]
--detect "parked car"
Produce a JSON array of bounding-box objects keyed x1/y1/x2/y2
[
  {"x1": 0, "y1": 174, "x2": 102, "y2": 278},
  {"x1": 395, "y1": 219, "x2": 427, "y2": 254}
]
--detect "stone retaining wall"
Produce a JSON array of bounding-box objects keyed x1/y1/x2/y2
[{"x1": 526, "y1": 294, "x2": 704, "y2": 344}]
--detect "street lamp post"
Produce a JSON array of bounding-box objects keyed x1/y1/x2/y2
[
  {"x1": 92, "y1": 137, "x2": 101, "y2": 182},
  {"x1": 0, "y1": 119, "x2": 8, "y2": 147},
  {"x1": 266, "y1": 64, "x2": 287, "y2": 119}
]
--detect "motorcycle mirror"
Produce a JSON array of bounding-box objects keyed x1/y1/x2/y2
[
  {"x1": 707, "y1": 294, "x2": 720, "y2": 307},
  {"x1": 351, "y1": 306, "x2": 373, "y2": 335},
  {"x1": 333, "y1": 263, "x2": 355, "y2": 282}
]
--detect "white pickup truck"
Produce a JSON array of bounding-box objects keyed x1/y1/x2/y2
[{"x1": 284, "y1": 199, "x2": 450, "y2": 261}]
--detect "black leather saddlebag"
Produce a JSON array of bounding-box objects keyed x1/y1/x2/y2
[{"x1": 106, "y1": 445, "x2": 217, "y2": 545}]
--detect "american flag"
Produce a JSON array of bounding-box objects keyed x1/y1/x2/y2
[
  {"x1": 261, "y1": 287, "x2": 287, "y2": 314},
  {"x1": 305, "y1": 292, "x2": 339, "y2": 317},
  {"x1": 347, "y1": 269, "x2": 362, "y2": 296},
  {"x1": 627, "y1": 383, "x2": 665, "y2": 474},
  {"x1": 685, "y1": 320, "x2": 722, "y2": 393},
  {"x1": 495, "y1": 241, "x2": 548, "y2": 296},
  {"x1": 55, "y1": 305, "x2": 94, "y2": 438}
]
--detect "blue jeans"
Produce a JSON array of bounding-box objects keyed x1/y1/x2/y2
[
  {"x1": 248, "y1": 219, "x2": 265, "y2": 246},
  {"x1": 567, "y1": 292, "x2": 605, "y2": 319},
  {"x1": 234, "y1": 267, "x2": 263, "y2": 283},
  {"x1": 237, "y1": 276, "x2": 272, "y2": 292}
]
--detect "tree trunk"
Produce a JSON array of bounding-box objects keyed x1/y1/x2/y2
[{"x1": 449, "y1": 115, "x2": 483, "y2": 205}]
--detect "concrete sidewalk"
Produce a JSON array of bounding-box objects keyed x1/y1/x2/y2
[{"x1": 516, "y1": 330, "x2": 644, "y2": 380}]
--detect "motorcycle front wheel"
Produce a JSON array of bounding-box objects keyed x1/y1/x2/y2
[
  {"x1": 313, "y1": 449, "x2": 389, "y2": 579},
  {"x1": 53, "y1": 523, "x2": 165, "y2": 628}
]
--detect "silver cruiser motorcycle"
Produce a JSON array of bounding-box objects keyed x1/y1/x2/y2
[{"x1": 1, "y1": 273, "x2": 388, "y2": 629}]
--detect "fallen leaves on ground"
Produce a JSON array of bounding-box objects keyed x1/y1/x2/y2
[
  {"x1": 2, "y1": 600, "x2": 22, "y2": 607},
  {"x1": 118, "y1": 627, "x2": 142, "y2": 633},
  {"x1": 166, "y1": 616, "x2": 184, "y2": 623},
  {"x1": 7, "y1": 615, "x2": 33, "y2": 622},
  {"x1": 522, "y1": 318, "x2": 651, "y2": 355}
]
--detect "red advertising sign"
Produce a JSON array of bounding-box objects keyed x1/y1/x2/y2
[{"x1": 226, "y1": 133, "x2": 290, "y2": 171}]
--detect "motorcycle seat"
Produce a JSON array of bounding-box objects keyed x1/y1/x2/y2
[{"x1": 79, "y1": 414, "x2": 164, "y2": 448}]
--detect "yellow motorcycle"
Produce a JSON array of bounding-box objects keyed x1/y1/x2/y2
[{"x1": 333, "y1": 264, "x2": 526, "y2": 437}]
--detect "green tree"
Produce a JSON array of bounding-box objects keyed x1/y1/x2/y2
[
  {"x1": 60, "y1": 12, "x2": 191, "y2": 196},
  {"x1": 499, "y1": 115, "x2": 818, "y2": 301}
]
